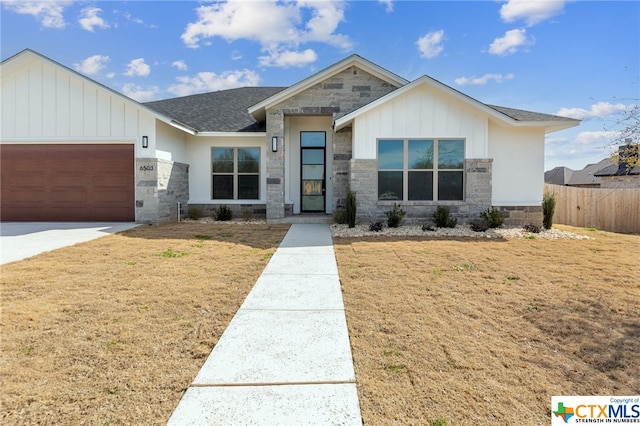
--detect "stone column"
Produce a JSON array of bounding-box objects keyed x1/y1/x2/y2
[{"x1": 266, "y1": 107, "x2": 285, "y2": 220}]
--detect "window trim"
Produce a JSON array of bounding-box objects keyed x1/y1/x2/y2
[
  {"x1": 377, "y1": 138, "x2": 465, "y2": 202},
  {"x1": 211, "y1": 147, "x2": 260, "y2": 200}
]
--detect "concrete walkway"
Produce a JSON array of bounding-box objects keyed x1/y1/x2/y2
[{"x1": 168, "y1": 224, "x2": 362, "y2": 425}]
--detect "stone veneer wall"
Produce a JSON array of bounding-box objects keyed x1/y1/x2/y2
[
  {"x1": 348, "y1": 158, "x2": 496, "y2": 223},
  {"x1": 135, "y1": 158, "x2": 189, "y2": 224},
  {"x1": 265, "y1": 65, "x2": 399, "y2": 220},
  {"x1": 333, "y1": 128, "x2": 353, "y2": 211}
]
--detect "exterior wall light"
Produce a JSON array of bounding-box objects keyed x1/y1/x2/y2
[
  {"x1": 271, "y1": 136, "x2": 278, "y2": 152},
  {"x1": 142, "y1": 136, "x2": 149, "y2": 149}
]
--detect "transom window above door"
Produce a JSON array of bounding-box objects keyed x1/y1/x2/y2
[
  {"x1": 377, "y1": 139, "x2": 465, "y2": 201},
  {"x1": 212, "y1": 147, "x2": 260, "y2": 200}
]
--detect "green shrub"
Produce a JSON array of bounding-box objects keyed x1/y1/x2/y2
[
  {"x1": 433, "y1": 206, "x2": 457, "y2": 228},
  {"x1": 480, "y1": 207, "x2": 505, "y2": 228},
  {"x1": 346, "y1": 190, "x2": 357, "y2": 228},
  {"x1": 214, "y1": 205, "x2": 233, "y2": 221},
  {"x1": 523, "y1": 223, "x2": 541, "y2": 233},
  {"x1": 470, "y1": 220, "x2": 489, "y2": 232},
  {"x1": 385, "y1": 203, "x2": 406, "y2": 228},
  {"x1": 542, "y1": 191, "x2": 556, "y2": 229},
  {"x1": 188, "y1": 207, "x2": 203, "y2": 220},
  {"x1": 369, "y1": 221, "x2": 384, "y2": 232},
  {"x1": 333, "y1": 209, "x2": 348, "y2": 224}
]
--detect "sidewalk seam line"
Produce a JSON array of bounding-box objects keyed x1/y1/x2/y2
[{"x1": 190, "y1": 380, "x2": 356, "y2": 388}]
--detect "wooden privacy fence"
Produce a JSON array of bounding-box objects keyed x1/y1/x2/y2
[{"x1": 544, "y1": 184, "x2": 640, "y2": 233}]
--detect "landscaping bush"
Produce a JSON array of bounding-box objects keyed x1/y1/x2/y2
[
  {"x1": 433, "y1": 206, "x2": 457, "y2": 228},
  {"x1": 523, "y1": 223, "x2": 541, "y2": 233},
  {"x1": 346, "y1": 190, "x2": 357, "y2": 228},
  {"x1": 480, "y1": 207, "x2": 505, "y2": 228},
  {"x1": 214, "y1": 205, "x2": 233, "y2": 221},
  {"x1": 369, "y1": 221, "x2": 384, "y2": 232},
  {"x1": 470, "y1": 220, "x2": 489, "y2": 232},
  {"x1": 542, "y1": 191, "x2": 556, "y2": 229},
  {"x1": 333, "y1": 209, "x2": 348, "y2": 224},
  {"x1": 385, "y1": 203, "x2": 406, "y2": 228},
  {"x1": 422, "y1": 224, "x2": 436, "y2": 232},
  {"x1": 188, "y1": 207, "x2": 203, "y2": 220}
]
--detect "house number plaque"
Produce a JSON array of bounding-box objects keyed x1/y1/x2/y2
[{"x1": 139, "y1": 165, "x2": 154, "y2": 171}]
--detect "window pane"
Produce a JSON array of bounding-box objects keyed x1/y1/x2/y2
[
  {"x1": 238, "y1": 148, "x2": 260, "y2": 173},
  {"x1": 302, "y1": 195, "x2": 324, "y2": 211},
  {"x1": 438, "y1": 139, "x2": 465, "y2": 169},
  {"x1": 408, "y1": 171, "x2": 433, "y2": 200},
  {"x1": 378, "y1": 171, "x2": 403, "y2": 200},
  {"x1": 302, "y1": 164, "x2": 324, "y2": 180},
  {"x1": 438, "y1": 171, "x2": 464, "y2": 200},
  {"x1": 408, "y1": 140, "x2": 434, "y2": 169},
  {"x1": 212, "y1": 148, "x2": 234, "y2": 173},
  {"x1": 302, "y1": 149, "x2": 324, "y2": 165},
  {"x1": 301, "y1": 131, "x2": 326, "y2": 147},
  {"x1": 378, "y1": 140, "x2": 403, "y2": 170},
  {"x1": 238, "y1": 175, "x2": 259, "y2": 200},
  {"x1": 213, "y1": 175, "x2": 233, "y2": 199}
]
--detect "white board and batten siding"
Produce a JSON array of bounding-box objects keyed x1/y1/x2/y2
[
  {"x1": 352, "y1": 84, "x2": 489, "y2": 160},
  {"x1": 350, "y1": 82, "x2": 547, "y2": 206},
  {"x1": 1, "y1": 52, "x2": 156, "y2": 158}
]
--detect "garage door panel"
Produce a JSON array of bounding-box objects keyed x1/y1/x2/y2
[{"x1": 1, "y1": 144, "x2": 134, "y2": 221}]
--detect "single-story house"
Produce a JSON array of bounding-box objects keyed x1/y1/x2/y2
[
  {"x1": 1, "y1": 49, "x2": 580, "y2": 225},
  {"x1": 594, "y1": 143, "x2": 640, "y2": 189}
]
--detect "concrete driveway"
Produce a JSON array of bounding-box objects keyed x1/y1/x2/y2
[{"x1": 0, "y1": 222, "x2": 139, "y2": 265}]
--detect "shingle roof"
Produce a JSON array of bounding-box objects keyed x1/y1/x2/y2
[
  {"x1": 544, "y1": 166, "x2": 574, "y2": 185},
  {"x1": 144, "y1": 87, "x2": 285, "y2": 132},
  {"x1": 487, "y1": 105, "x2": 580, "y2": 122},
  {"x1": 594, "y1": 164, "x2": 640, "y2": 176}
]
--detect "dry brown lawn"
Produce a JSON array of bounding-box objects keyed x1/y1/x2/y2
[
  {"x1": 334, "y1": 226, "x2": 640, "y2": 426},
  {"x1": 1, "y1": 222, "x2": 289, "y2": 425}
]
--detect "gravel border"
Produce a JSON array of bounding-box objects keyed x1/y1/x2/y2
[
  {"x1": 331, "y1": 223, "x2": 594, "y2": 240},
  {"x1": 180, "y1": 218, "x2": 593, "y2": 240}
]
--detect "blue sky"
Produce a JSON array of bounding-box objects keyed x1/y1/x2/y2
[{"x1": 1, "y1": 0, "x2": 638, "y2": 170}]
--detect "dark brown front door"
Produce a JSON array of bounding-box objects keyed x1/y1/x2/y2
[{"x1": 0, "y1": 144, "x2": 134, "y2": 221}]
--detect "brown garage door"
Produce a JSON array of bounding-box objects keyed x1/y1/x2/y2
[{"x1": 1, "y1": 144, "x2": 134, "y2": 221}]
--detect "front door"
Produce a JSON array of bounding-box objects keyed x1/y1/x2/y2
[{"x1": 300, "y1": 131, "x2": 326, "y2": 212}]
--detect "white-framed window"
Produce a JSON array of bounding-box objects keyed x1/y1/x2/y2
[
  {"x1": 377, "y1": 138, "x2": 464, "y2": 201},
  {"x1": 211, "y1": 147, "x2": 260, "y2": 200}
]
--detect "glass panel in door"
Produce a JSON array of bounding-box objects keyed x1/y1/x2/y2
[{"x1": 301, "y1": 132, "x2": 326, "y2": 212}]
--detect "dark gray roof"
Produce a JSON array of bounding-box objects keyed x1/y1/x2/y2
[
  {"x1": 567, "y1": 159, "x2": 611, "y2": 185},
  {"x1": 545, "y1": 166, "x2": 574, "y2": 185},
  {"x1": 487, "y1": 105, "x2": 579, "y2": 122},
  {"x1": 144, "y1": 87, "x2": 285, "y2": 132},
  {"x1": 594, "y1": 164, "x2": 640, "y2": 176}
]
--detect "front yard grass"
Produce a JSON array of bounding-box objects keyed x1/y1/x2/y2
[
  {"x1": 1, "y1": 222, "x2": 289, "y2": 425},
  {"x1": 334, "y1": 226, "x2": 639, "y2": 425}
]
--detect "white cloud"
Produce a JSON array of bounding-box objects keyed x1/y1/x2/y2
[
  {"x1": 167, "y1": 69, "x2": 261, "y2": 97},
  {"x1": 172, "y1": 60, "x2": 188, "y2": 71},
  {"x1": 259, "y1": 49, "x2": 318, "y2": 68},
  {"x1": 488, "y1": 28, "x2": 534, "y2": 56},
  {"x1": 416, "y1": 30, "x2": 445, "y2": 59},
  {"x1": 556, "y1": 102, "x2": 630, "y2": 120},
  {"x1": 2, "y1": 0, "x2": 72, "y2": 29},
  {"x1": 73, "y1": 55, "x2": 110, "y2": 75},
  {"x1": 79, "y1": 7, "x2": 109, "y2": 32},
  {"x1": 121, "y1": 83, "x2": 160, "y2": 103},
  {"x1": 124, "y1": 58, "x2": 151, "y2": 77},
  {"x1": 379, "y1": 0, "x2": 394, "y2": 13},
  {"x1": 573, "y1": 131, "x2": 620, "y2": 146},
  {"x1": 455, "y1": 73, "x2": 515, "y2": 86},
  {"x1": 181, "y1": 0, "x2": 351, "y2": 67},
  {"x1": 500, "y1": 0, "x2": 566, "y2": 26}
]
